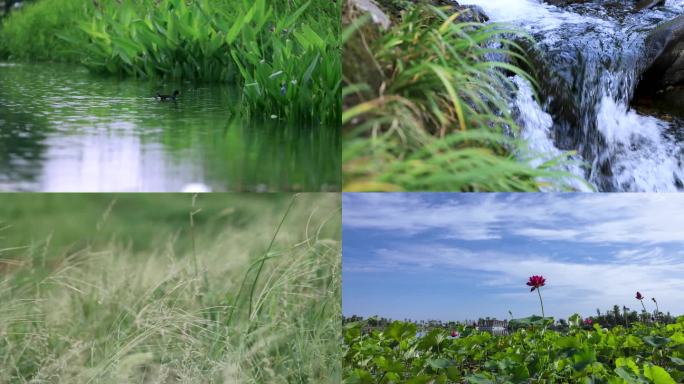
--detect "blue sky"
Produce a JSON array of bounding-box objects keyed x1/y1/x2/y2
[{"x1": 343, "y1": 193, "x2": 684, "y2": 321}]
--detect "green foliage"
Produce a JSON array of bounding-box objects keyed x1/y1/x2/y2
[
  {"x1": 508, "y1": 315, "x2": 554, "y2": 330},
  {"x1": 0, "y1": 0, "x2": 92, "y2": 61},
  {"x1": 1, "y1": 0, "x2": 340, "y2": 124},
  {"x1": 0, "y1": 194, "x2": 288, "y2": 258},
  {"x1": 71, "y1": 0, "x2": 340, "y2": 123},
  {"x1": 0, "y1": 194, "x2": 341, "y2": 383},
  {"x1": 344, "y1": 319, "x2": 684, "y2": 383},
  {"x1": 343, "y1": 5, "x2": 582, "y2": 192}
]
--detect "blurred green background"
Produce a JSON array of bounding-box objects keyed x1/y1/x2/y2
[{"x1": 0, "y1": 194, "x2": 324, "y2": 260}]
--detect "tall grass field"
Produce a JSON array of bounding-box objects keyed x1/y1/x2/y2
[
  {"x1": 0, "y1": 193, "x2": 341, "y2": 383},
  {"x1": 0, "y1": 0, "x2": 340, "y2": 124}
]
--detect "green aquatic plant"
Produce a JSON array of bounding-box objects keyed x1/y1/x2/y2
[
  {"x1": 637, "y1": 291, "x2": 648, "y2": 313},
  {"x1": 344, "y1": 317, "x2": 684, "y2": 383},
  {"x1": 343, "y1": 4, "x2": 580, "y2": 192},
  {"x1": 1, "y1": 0, "x2": 340, "y2": 124},
  {"x1": 67, "y1": 0, "x2": 339, "y2": 123}
]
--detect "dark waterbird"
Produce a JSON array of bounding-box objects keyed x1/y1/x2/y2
[{"x1": 157, "y1": 90, "x2": 180, "y2": 101}]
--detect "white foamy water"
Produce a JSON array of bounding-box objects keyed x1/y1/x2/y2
[
  {"x1": 465, "y1": 0, "x2": 684, "y2": 24},
  {"x1": 595, "y1": 96, "x2": 683, "y2": 192},
  {"x1": 463, "y1": 0, "x2": 607, "y2": 30},
  {"x1": 513, "y1": 76, "x2": 591, "y2": 192},
  {"x1": 463, "y1": 0, "x2": 684, "y2": 191}
]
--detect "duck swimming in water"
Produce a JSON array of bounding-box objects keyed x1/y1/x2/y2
[{"x1": 157, "y1": 90, "x2": 180, "y2": 101}]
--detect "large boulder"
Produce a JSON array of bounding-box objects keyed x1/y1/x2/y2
[
  {"x1": 635, "y1": 0, "x2": 666, "y2": 11},
  {"x1": 640, "y1": 14, "x2": 684, "y2": 91},
  {"x1": 633, "y1": 14, "x2": 684, "y2": 117}
]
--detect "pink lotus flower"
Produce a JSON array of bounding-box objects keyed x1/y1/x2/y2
[
  {"x1": 527, "y1": 275, "x2": 546, "y2": 319},
  {"x1": 636, "y1": 291, "x2": 647, "y2": 314},
  {"x1": 526, "y1": 275, "x2": 546, "y2": 292},
  {"x1": 451, "y1": 331, "x2": 458, "y2": 337},
  {"x1": 584, "y1": 318, "x2": 592, "y2": 325}
]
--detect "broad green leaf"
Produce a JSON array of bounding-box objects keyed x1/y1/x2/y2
[{"x1": 643, "y1": 364, "x2": 676, "y2": 384}]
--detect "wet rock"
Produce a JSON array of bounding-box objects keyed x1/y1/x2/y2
[
  {"x1": 431, "y1": 0, "x2": 489, "y2": 23},
  {"x1": 455, "y1": 4, "x2": 489, "y2": 23},
  {"x1": 633, "y1": 85, "x2": 684, "y2": 119},
  {"x1": 641, "y1": 14, "x2": 684, "y2": 90},
  {"x1": 543, "y1": 0, "x2": 663, "y2": 11},
  {"x1": 633, "y1": 14, "x2": 684, "y2": 116},
  {"x1": 544, "y1": 0, "x2": 590, "y2": 6},
  {"x1": 347, "y1": 0, "x2": 392, "y2": 30},
  {"x1": 635, "y1": 0, "x2": 666, "y2": 12}
]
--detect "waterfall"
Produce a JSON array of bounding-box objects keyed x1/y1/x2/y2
[{"x1": 464, "y1": 0, "x2": 684, "y2": 191}]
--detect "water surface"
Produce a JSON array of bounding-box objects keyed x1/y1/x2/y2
[{"x1": 0, "y1": 62, "x2": 339, "y2": 191}]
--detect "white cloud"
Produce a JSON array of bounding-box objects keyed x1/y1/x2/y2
[
  {"x1": 512, "y1": 228, "x2": 581, "y2": 240},
  {"x1": 344, "y1": 244, "x2": 684, "y2": 318},
  {"x1": 343, "y1": 193, "x2": 684, "y2": 244}
]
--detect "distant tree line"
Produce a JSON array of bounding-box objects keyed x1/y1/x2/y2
[
  {"x1": 344, "y1": 305, "x2": 678, "y2": 333},
  {"x1": 587, "y1": 304, "x2": 677, "y2": 328}
]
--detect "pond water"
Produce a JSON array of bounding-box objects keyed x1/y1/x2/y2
[{"x1": 0, "y1": 62, "x2": 339, "y2": 192}]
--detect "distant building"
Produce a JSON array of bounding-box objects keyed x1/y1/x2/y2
[{"x1": 477, "y1": 319, "x2": 508, "y2": 334}]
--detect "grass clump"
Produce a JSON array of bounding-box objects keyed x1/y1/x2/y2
[
  {"x1": 0, "y1": 0, "x2": 92, "y2": 61},
  {"x1": 343, "y1": 4, "x2": 577, "y2": 191},
  {"x1": 0, "y1": 193, "x2": 341, "y2": 383}
]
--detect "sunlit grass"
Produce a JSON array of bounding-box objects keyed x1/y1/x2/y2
[
  {"x1": 343, "y1": 5, "x2": 578, "y2": 191},
  {"x1": 0, "y1": 194, "x2": 341, "y2": 383}
]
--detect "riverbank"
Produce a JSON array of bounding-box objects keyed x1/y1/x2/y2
[
  {"x1": 342, "y1": 0, "x2": 582, "y2": 192},
  {"x1": 344, "y1": 0, "x2": 684, "y2": 192},
  {"x1": 0, "y1": 0, "x2": 340, "y2": 125},
  {"x1": 465, "y1": 0, "x2": 684, "y2": 191}
]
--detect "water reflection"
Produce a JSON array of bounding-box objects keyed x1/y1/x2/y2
[
  {"x1": 0, "y1": 107, "x2": 48, "y2": 190},
  {"x1": 0, "y1": 62, "x2": 339, "y2": 191}
]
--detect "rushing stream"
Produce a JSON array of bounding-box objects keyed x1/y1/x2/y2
[
  {"x1": 0, "y1": 62, "x2": 339, "y2": 192},
  {"x1": 465, "y1": 0, "x2": 684, "y2": 191}
]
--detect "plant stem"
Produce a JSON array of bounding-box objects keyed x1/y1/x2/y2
[
  {"x1": 248, "y1": 194, "x2": 298, "y2": 319},
  {"x1": 537, "y1": 288, "x2": 545, "y2": 319}
]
